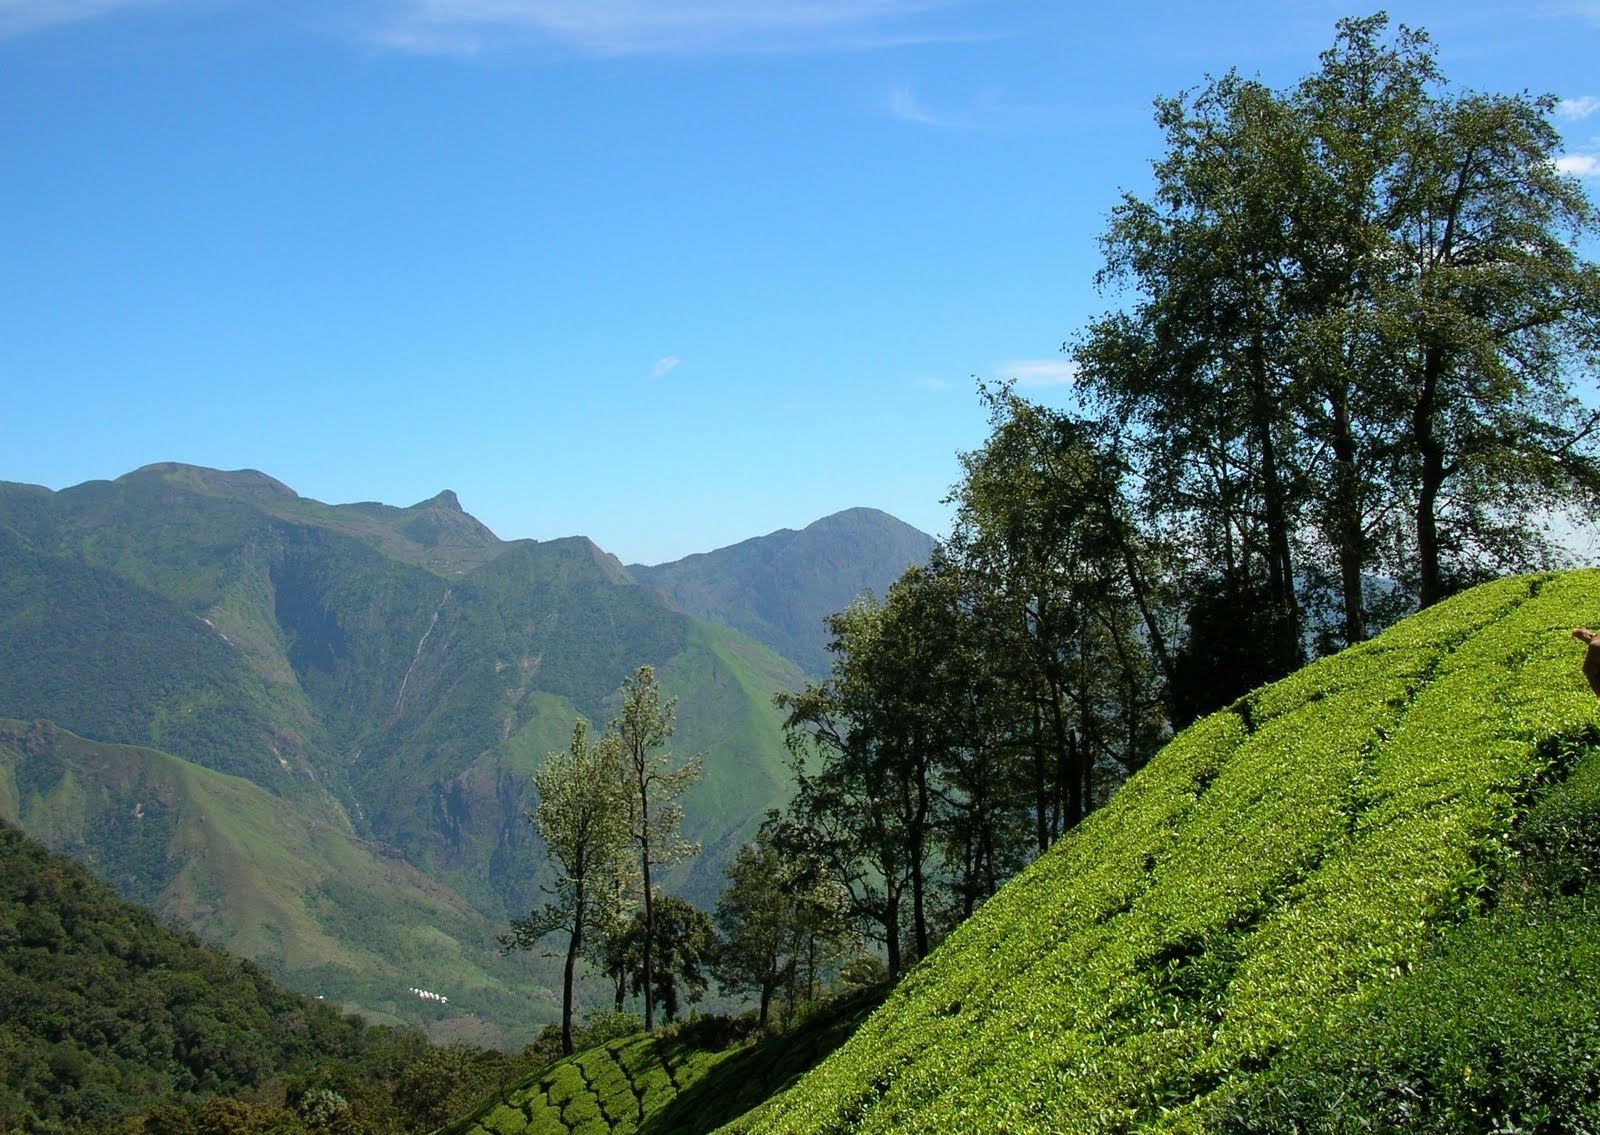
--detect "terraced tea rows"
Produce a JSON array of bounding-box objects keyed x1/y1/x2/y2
[{"x1": 442, "y1": 990, "x2": 883, "y2": 1135}]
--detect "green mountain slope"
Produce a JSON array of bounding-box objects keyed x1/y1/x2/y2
[
  {"x1": 629, "y1": 508, "x2": 936, "y2": 678},
  {"x1": 0, "y1": 813, "x2": 425, "y2": 1130},
  {"x1": 729, "y1": 571, "x2": 1600, "y2": 1133},
  {"x1": 0, "y1": 463, "x2": 818, "y2": 1037},
  {"x1": 0, "y1": 719, "x2": 553, "y2": 1048}
]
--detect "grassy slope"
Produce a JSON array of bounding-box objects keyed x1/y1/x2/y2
[
  {"x1": 0, "y1": 720, "x2": 556, "y2": 1048},
  {"x1": 657, "y1": 619, "x2": 804, "y2": 905},
  {"x1": 728, "y1": 571, "x2": 1600, "y2": 1134}
]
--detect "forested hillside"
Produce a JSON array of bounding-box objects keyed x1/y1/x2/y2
[
  {"x1": 0, "y1": 815, "x2": 416, "y2": 1131},
  {"x1": 0, "y1": 719, "x2": 550, "y2": 1046}
]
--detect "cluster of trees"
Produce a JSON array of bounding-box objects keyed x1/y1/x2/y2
[
  {"x1": 1077, "y1": 14, "x2": 1600, "y2": 673},
  {"x1": 774, "y1": 14, "x2": 1600, "y2": 980},
  {"x1": 502, "y1": 665, "x2": 704, "y2": 1053},
  {"x1": 505, "y1": 667, "x2": 862, "y2": 1051}
]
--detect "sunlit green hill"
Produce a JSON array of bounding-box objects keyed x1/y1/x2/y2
[{"x1": 722, "y1": 571, "x2": 1600, "y2": 1133}]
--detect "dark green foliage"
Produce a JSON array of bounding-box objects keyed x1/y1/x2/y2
[
  {"x1": 603, "y1": 898, "x2": 714, "y2": 1025},
  {"x1": 1170, "y1": 574, "x2": 1302, "y2": 729},
  {"x1": 0, "y1": 817, "x2": 431, "y2": 1131},
  {"x1": 712, "y1": 833, "x2": 851, "y2": 1028}
]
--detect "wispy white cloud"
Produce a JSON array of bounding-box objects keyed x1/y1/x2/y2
[
  {"x1": 1557, "y1": 152, "x2": 1600, "y2": 177},
  {"x1": 374, "y1": 0, "x2": 968, "y2": 57},
  {"x1": 0, "y1": 0, "x2": 168, "y2": 38},
  {"x1": 1558, "y1": 95, "x2": 1600, "y2": 121},
  {"x1": 650, "y1": 355, "x2": 681, "y2": 379},
  {"x1": 996, "y1": 358, "x2": 1077, "y2": 388},
  {"x1": 889, "y1": 83, "x2": 963, "y2": 128},
  {"x1": 887, "y1": 79, "x2": 1061, "y2": 132}
]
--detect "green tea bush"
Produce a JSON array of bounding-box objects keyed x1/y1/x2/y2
[
  {"x1": 541, "y1": 1065, "x2": 584, "y2": 1108},
  {"x1": 1213, "y1": 899, "x2": 1600, "y2": 1134}
]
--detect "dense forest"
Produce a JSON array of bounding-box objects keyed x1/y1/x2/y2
[{"x1": 0, "y1": 817, "x2": 551, "y2": 1135}]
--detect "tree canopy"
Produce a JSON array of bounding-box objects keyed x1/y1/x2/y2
[{"x1": 1076, "y1": 13, "x2": 1600, "y2": 659}]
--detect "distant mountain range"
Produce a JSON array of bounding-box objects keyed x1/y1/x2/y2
[
  {"x1": 0, "y1": 463, "x2": 932, "y2": 1043},
  {"x1": 632, "y1": 508, "x2": 938, "y2": 679}
]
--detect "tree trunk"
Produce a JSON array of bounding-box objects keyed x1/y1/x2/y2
[
  {"x1": 1329, "y1": 383, "x2": 1368, "y2": 644},
  {"x1": 1031, "y1": 705, "x2": 1049, "y2": 855},
  {"x1": 562, "y1": 882, "x2": 584, "y2": 1056},
  {"x1": 640, "y1": 869, "x2": 655, "y2": 1031},
  {"x1": 910, "y1": 746, "x2": 930, "y2": 963},
  {"x1": 1415, "y1": 346, "x2": 1447, "y2": 607},
  {"x1": 1250, "y1": 336, "x2": 1303, "y2": 670},
  {"x1": 883, "y1": 883, "x2": 903, "y2": 979}
]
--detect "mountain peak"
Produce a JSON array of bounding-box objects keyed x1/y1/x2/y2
[
  {"x1": 630, "y1": 507, "x2": 937, "y2": 677},
  {"x1": 413, "y1": 489, "x2": 463, "y2": 512},
  {"x1": 129, "y1": 463, "x2": 299, "y2": 501}
]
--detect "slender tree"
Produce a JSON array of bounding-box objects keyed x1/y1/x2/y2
[
  {"x1": 612, "y1": 665, "x2": 701, "y2": 1031},
  {"x1": 500, "y1": 721, "x2": 630, "y2": 1055},
  {"x1": 712, "y1": 832, "x2": 850, "y2": 1027}
]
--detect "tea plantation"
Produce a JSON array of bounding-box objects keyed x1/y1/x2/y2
[
  {"x1": 725, "y1": 571, "x2": 1600, "y2": 1133},
  {"x1": 439, "y1": 990, "x2": 883, "y2": 1135}
]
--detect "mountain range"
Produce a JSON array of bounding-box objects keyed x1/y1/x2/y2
[{"x1": 0, "y1": 463, "x2": 933, "y2": 1044}]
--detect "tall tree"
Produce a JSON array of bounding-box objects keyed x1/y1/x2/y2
[
  {"x1": 946, "y1": 386, "x2": 1173, "y2": 849},
  {"x1": 500, "y1": 721, "x2": 631, "y2": 1055},
  {"x1": 1076, "y1": 15, "x2": 1600, "y2": 659},
  {"x1": 776, "y1": 597, "x2": 921, "y2": 979},
  {"x1": 612, "y1": 665, "x2": 701, "y2": 1032},
  {"x1": 1075, "y1": 74, "x2": 1311, "y2": 670}
]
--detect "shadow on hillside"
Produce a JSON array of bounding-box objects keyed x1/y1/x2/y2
[{"x1": 638, "y1": 985, "x2": 889, "y2": 1135}]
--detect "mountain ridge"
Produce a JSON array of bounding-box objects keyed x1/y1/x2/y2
[
  {"x1": 629, "y1": 506, "x2": 937, "y2": 678},
  {"x1": 0, "y1": 464, "x2": 927, "y2": 1042}
]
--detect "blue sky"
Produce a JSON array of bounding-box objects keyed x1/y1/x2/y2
[{"x1": 3, "y1": 0, "x2": 1598, "y2": 563}]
